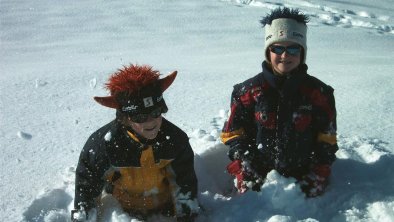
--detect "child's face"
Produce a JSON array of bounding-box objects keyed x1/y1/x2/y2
[
  {"x1": 269, "y1": 41, "x2": 301, "y2": 75},
  {"x1": 125, "y1": 115, "x2": 163, "y2": 140}
]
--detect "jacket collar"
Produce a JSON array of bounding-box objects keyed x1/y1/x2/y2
[
  {"x1": 261, "y1": 61, "x2": 309, "y2": 98},
  {"x1": 115, "y1": 119, "x2": 166, "y2": 149}
]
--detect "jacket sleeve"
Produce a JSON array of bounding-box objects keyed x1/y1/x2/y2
[
  {"x1": 171, "y1": 138, "x2": 198, "y2": 197},
  {"x1": 169, "y1": 136, "x2": 199, "y2": 216},
  {"x1": 313, "y1": 86, "x2": 338, "y2": 166},
  {"x1": 74, "y1": 134, "x2": 109, "y2": 211},
  {"x1": 221, "y1": 84, "x2": 256, "y2": 160}
]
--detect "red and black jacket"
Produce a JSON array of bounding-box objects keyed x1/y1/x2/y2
[
  {"x1": 221, "y1": 62, "x2": 338, "y2": 176},
  {"x1": 74, "y1": 118, "x2": 198, "y2": 216}
]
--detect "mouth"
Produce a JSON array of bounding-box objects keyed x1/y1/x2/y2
[
  {"x1": 279, "y1": 60, "x2": 291, "y2": 64},
  {"x1": 144, "y1": 126, "x2": 157, "y2": 131}
]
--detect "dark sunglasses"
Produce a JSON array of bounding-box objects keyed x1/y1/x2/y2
[
  {"x1": 129, "y1": 107, "x2": 163, "y2": 123},
  {"x1": 269, "y1": 45, "x2": 301, "y2": 56}
]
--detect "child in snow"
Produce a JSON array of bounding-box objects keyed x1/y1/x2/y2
[
  {"x1": 221, "y1": 7, "x2": 338, "y2": 197},
  {"x1": 72, "y1": 64, "x2": 199, "y2": 221}
]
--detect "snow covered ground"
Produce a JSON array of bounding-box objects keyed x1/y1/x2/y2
[{"x1": 1, "y1": 0, "x2": 393, "y2": 221}]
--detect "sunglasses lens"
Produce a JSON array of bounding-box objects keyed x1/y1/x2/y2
[
  {"x1": 286, "y1": 46, "x2": 301, "y2": 55},
  {"x1": 130, "y1": 108, "x2": 162, "y2": 123},
  {"x1": 270, "y1": 46, "x2": 285, "y2": 55},
  {"x1": 130, "y1": 114, "x2": 149, "y2": 123},
  {"x1": 270, "y1": 45, "x2": 301, "y2": 56},
  {"x1": 150, "y1": 108, "x2": 162, "y2": 118}
]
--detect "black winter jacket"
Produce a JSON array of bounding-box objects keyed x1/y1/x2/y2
[
  {"x1": 74, "y1": 118, "x2": 198, "y2": 216},
  {"x1": 221, "y1": 62, "x2": 338, "y2": 176}
]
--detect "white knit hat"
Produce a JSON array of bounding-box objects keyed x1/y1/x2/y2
[{"x1": 264, "y1": 18, "x2": 307, "y2": 63}]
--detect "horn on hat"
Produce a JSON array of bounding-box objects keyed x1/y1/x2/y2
[
  {"x1": 159, "y1": 71, "x2": 177, "y2": 92},
  {"x1": 93, "y1": 95, "x2": 120, "y2": 109}
]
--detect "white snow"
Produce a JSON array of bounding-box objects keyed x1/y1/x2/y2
[
  {"x1": 1, "y1": 0, "x2": 394, "y2": 221},
  {"x1": 104, "y1": 131, "x2": 112, "y2": 142},
  {"x1": 16, "y1": 131, "x2": 33, "y2": 140},
  {"x1": 143, "y1": 188, "x2": 159, "y2": 197}
]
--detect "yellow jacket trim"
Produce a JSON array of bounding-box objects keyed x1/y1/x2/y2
[
  {"x1": 127, "y1": 131, "x2": 141, "y2": 143},
  {"x1": 220, "y1": 128, "x2": 245, "y2": 144},
  {"x1": 317, "y1": 133, "x2": 337, "y2": 145},
  {"x1": 105, "y1": 131, "x2": 174, "y2": 212}
]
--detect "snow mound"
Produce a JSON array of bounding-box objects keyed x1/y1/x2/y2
[
  {"x1": 22, "y1": 110, "x2": 394, "y2": 222},
  {"x1": 337, "y1": 135, "x2": 390, "y2": 163}
]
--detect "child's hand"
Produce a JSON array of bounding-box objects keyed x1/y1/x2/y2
[
  {"x1": 227, "y1": 159, "x2": 264, "y2": 193},
  {"x1": 300, "y1": 164, "x2": 331, "y2": 197}
]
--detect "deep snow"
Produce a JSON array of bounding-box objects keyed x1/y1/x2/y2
[{"x1": 1, "y1": 0, "x2": 393, "y2": 221}]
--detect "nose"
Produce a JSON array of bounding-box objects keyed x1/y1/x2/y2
[
  {"x1": 145, "y1": 116, "x2": 155, "y2": 123},
  {"x1": 281, "y1": 51, "x2": 290, "y2": 58}
]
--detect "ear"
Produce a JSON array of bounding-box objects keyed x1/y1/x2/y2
[
  {"x1": 160, "y1": 71, "x2": 177, "y2": 92},
  {"x1": 93, "y1": 96, "x2": 120, "y2": 109}
]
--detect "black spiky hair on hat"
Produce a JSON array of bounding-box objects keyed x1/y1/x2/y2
[{"x1": 260, "y1": 7, "x2": 309, "y2": 27}]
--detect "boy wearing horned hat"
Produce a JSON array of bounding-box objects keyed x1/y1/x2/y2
[{"x1": 72, "y1": 64, "x2": 199, "y2": 221}]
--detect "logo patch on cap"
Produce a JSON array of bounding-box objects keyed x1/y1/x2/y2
[
  {"x1": 143, "y1": 97, "x2": 154, "y2": 107},
  {"x1": 122, "y1": 105, "x2": 138, "y2": 112},
  {"x1": 293, "y1": 32, "x2": 304, "y2": 38}
]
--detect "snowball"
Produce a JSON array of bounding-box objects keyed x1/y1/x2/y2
[
  {"x1": 17, "y1": 131, "x2": 32, "y2": 140},
  {"x1": 104, "y1": 131, "x2": 112, "y2": 141},
  {"x1": 89, "y1": 78, "x2": 97, "y2": 89},
  {"x1": 35, "y1": 79, "x2": 48, "y2": 88}
]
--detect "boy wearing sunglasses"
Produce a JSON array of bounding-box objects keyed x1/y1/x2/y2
[
  {"x1": 72, "y1": 64, "x2": 199, "y2": 221},
  {"x1": 222, "y1": 7, "x2": 338, "y2": 197}
]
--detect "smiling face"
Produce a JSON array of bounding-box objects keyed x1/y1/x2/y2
[
  {"x1": 123, "y1": 115, "x2": 163, "y2": 140},
  {"x1": 269, "y1": 41, "x2": 302, "y2": 75}
]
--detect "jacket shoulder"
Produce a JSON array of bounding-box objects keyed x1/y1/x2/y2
[
  {"x1": 81, "y1": 120, "x2": 117, "y2": 153},
  {"x1": 87, "y1": 120, "x2": 116, "y2": 141},
  {"x1": 233, "y1": 72, "x2": 264, "y2": 95},
  {"x1": 160, "y1": 118, "x2": 189, "y2": 141},
  {"x1": 155, "y1": 118, "x2": 193, "y2": 160},
  {"x1": 304, "y1": 74, "x2": 334, "y2": 93}
]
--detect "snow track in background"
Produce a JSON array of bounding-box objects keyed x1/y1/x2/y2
[{"x1": 226, "y1": 0, "x2": 394, "y2": 34}]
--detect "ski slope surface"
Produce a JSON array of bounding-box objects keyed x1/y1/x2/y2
[{"x1": 1, "y1": 0, "x2": 393, "y2": 221}]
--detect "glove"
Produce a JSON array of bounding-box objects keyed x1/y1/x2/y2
[
  {"x1": 300, "y1": 164, "x2": 331, "y2": 197},
  {"x1": 177, "y1": 213, "x2": 197, "y2": 222},
  {"x1": 176, "y1": 198, "x2": 199, "y2": 222},
  {"x1": 71, "y1": 207, "x2": 97, "y2": 222},
  {"x1": 71, "y1": 208, "x2": 87, "y2": 222},
  {"x1": 226, "y1": 159, "x2": 264, "y2": 193},
  {"x1": 228, "y1": 143, "x2": 269, "y2": 173}
]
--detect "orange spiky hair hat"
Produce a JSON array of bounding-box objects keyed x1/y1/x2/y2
[{"x1": 94, "y1": 64, "x2": 177, "y2": 115}]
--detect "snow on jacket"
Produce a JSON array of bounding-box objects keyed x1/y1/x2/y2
[
  {"x1": 221, "y1": 62, "x2": 338, "y2": 176},
  {"x1": 74, "y1": 118, "x2": 198, "y2": 216}
]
